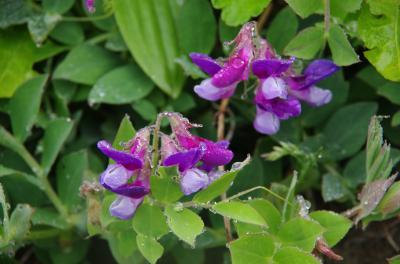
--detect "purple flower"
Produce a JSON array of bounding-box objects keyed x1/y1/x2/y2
[
  {"x1": 190, "y1": 22, "x2": 256, "y2": 101},
  {"x1": 160, "y1": 113, "x2": 233, "y2": 195},
  {"x1": 86, "y1": 0, "x2": 95, "y2": 13},
  {"x1": 97, "y1": 128, "x2": 151, "y2": 219},
  {"x1": 251, "y1": 40, "x2": 339, "y2": 135}
]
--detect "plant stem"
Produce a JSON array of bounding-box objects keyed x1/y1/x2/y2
[
  {"x1": 151, "y1": 113, "x2": 164, "y2": 174},
  {"x1": 216, "y1": 98, "x2": 233, "y2": 242},
  {"x1": 61, "y1": 13, "x2": 112, "y2": 22},
  {"x1": 225, "y1": 186, "x2": 289, "y2": 203},
  {"x1": 323, "y1": 0, "x2": 330, "y2": 38},
  {"x1": 257, "y1": 2, "x2": 274, "y2": 32},
  {"x1": 42, "y1": 178, "x2": 69, "y2": 219},
  {"x1": 26, "y1": 228, "x2": 62, "y2": 240},
  {"x1": 87, "y1": 32, "x2": 113, "y2": 45}
]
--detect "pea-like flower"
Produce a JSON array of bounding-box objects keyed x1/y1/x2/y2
[
  {"x1": 86, "y1": 0, "x2": 96, "y2": 13},
  {"x1": 190, "y1": 22, "x2": 256, "y2": 101},
  {"x1": 252, "y1": 40, "x2": 339, "y2": 135},
  {"x1": 97, "y1": 128, "x2": 151, "y2": 219},
  {"x1": 161, "y1": 113, "x2": 233, "y2": 195}
]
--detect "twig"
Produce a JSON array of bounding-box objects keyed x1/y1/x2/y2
[
  {"x1": 257, "y1": 2, "x2": 274, "y2": 32},
  {"x1": 323, "y1": 0, "x2": 330, "y2": 38}
]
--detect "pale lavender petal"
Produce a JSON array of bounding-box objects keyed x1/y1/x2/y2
[
  {"x1": 252, "y1": 58, "x2": 294, "y2": 78},
  {"x1": 194, "y1": 78, "x2": 237, "y2": 101},
  {"x1": 253, "y1": 107, "x2": 280, "y2": 135},
  {"x1": 290, "y1": 86, "x2": 332, "y2": 107},
  {"x1": 100, "y1": 164, "x2": 131, "y2": 189},
  {"x1": 261, "y1": 77, "x2": 288, "y2": 99},
  {"x1": 180, "y1": 168, "x2": 209, "y2": 195},
  {"x1": 190, "y1": 53, "x2": 222, "y2": 76},
  {"x1": 97, "y1": 141, "x2": 142, "y2": 170},
  {"x1": 211, "y1": 57, "x2": 246, "y2": 87},
  {"x1": 163, "y1": 144, "x2": 205, "y2": 172},
  {"x1": 110, "y1": 196, "x2": 144, "y2": 220}
]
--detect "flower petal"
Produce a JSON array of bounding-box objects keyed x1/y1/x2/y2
[
  {"x1": 163, "y1": 145, "x2": 205, "y2": 172},
  {"x1": 290, "y1": 86, "x2": 332, "y2": 106},
  {"x1": 110, "y1": 196, "x2": 144, "y2": 220},
  {"x1": 194, "y1": 78, "x2": 236, "y2": 101},
  {"x1": 211, "y1": 56, "x2": 246, "y2": 87},
  {"x1": 252, "y1": 58, "x2": 294, "y2": 79},
  {"x1": 201, "y1": 141, "x2": 234, "y2": 169},
  {"x1": 180, "y1": 168, "x2": 209, "y2": 195},
  {"x1": 270, "y1": 97, "x2": 301, "y2": 120},
  {"x1": 190, "y1": 53, "x2": 222, "y2": 76},
  {"x1": 97, "y1": 140, "x2": 143, "y2": 170},
  {"x1": 288, "y1": 59, "x2": 339, "y2": 90},
  {"x1": 253, "y1": 107, "x2": 280, "y2": 135},
  {"x1": 100, "y1": 164, "x2": 131, "y2": 189},
  {"x1": 261, "y1": 77, "x2": 288, "y2": 99}
]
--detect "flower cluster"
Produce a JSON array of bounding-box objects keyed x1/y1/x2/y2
[
  {"x1": 97, "y1": 113, "x2": 233, "y2": 219},
  {"x1": 190, "y1": 22, "x2": 339, "y2": 135},
  {"x1": 86, "y1": 0, "x2": 95, "y2": 13}
]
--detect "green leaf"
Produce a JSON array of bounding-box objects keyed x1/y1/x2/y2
[
  {"x1": 284, "y1": 0, "x2": 322, "y2": 18},
  {"x1": 114, "y1": 0, "x2": 185, "y2": 98},
  {"x1": 330, "y1": 0, "x2": 363, "y2": 19},
  {"x1": 151, "y1": 166, "x2": 183, "y2": 203},
  {"x1": 388, "y1": 255, "x2": 400, "y2": 264},
  {"x1": 328, "y1": 24, "x2": 359, "y2": 66},
  {"x1": 27, "y1": 12, "x2": 61, "y2": 45},
  {"x1": 9, "y1": 75, "x2": 48, "y2": 142},
  {"x1": 193, "y1": 157, "x2": 250, "y2": 203},
  {"x1": 358, "y1": 1, "x2": 400, "y2": 81},
  {"x1": 43, "y1": 0, "x2": 74, "y2": 13},
  {"x1": 377, "y1": 181, "x2": 400, "y2": 215},
  {"x1": 175, "y1": 56, "x2": 208, "y2": 79},
  {"x1": 49, "y1": 239, "x2": 89, "y2": 264},
  {"x1": 112, "y1": 115, "x2": 136, "y2": 150},
  {"x1": 0, "y1": 183, "x2": 9, "y2": 237},
  {"x1": 277, "y1": 218, "x2": 323, "y2": 252},
  {"x1": 229, "y1": 234, "x2": 275, "y2": 264},
  {"x1": 136, "y1": 234, "x2": 164, "y2": 264},
  {"x1": 218, "y1": 19, "x2": 240, "y2": 44},
  {"x1": 266, "y1": 7, "x2": 298, "y2": 53},
  {"x1": 248, "y1": 199, "x2": 281, "y2": 234},
  {"x1": 309, "y1": 210, "x2": 352, "y2": 246},
  {"x1": 8, "y1": 204, "x2": 33, "y2": 242},
  {"x1": 212, "y1": 201, "x2": 267, "y2": 226},
  {"x1": 31, "y1": 207, "x2": 69, "y2": 229},
  {"x1": 41, "y1": 118, "x2": 74, "y2": 174},
  {"x1": 50, "y1": 21, "x2": 84, "y2": 45},
  {"x1": 132, "y1": 100, "x2": 157, "y2": 122},
  {"x1": 100, "y1": 194, "x2": 118, "y2": 228},
  {"x1": 323, "y1": 102, "x2": 378, "y2": 160},
  {"x1": 176, "y1": 0, "x2": 216, "y2": 54},
  {"x1": 164, "y1": 206, "x2": 204, "y2": 246},
  {"x1": 0, "y1": 0, "x2": 32, "y2": 28},
  {"x1": 376, "y1": 83, "x2": 400, "y2": 105},
  {"x1": 107, "y1": 229, "x2": 143, "y2": 264},
  {"x1": 343, "y1": 151, "x2": 366, "y2": 189},
  {"x1": 390, "y1": 111, "x2": 400, "y2": 127},
  {"x1": 89, "y1": 64, "x2": 154, "y2": 105},
  {"x1": 132, "y1": 203, "x2": 169, "y2": 239},
  {"x1": 322, "y1": 173, "x2": 348, "y2": 202},
  {"x1": 211, "y1": 0, "x2": 271, "y2": 26},
  {"x1": 273, "y1": 247, "x2": 320, "y2": 264},
  {"x1": 33, "y1": 41, "x2": 67, "y2": 62},
  {"x1": 53, "y1": 43, "x2": 121, "y2": 85},
  {"x1": 56, "y1": 150, "x2": 87, "y2": 211},
  {"x1": 284, "y1": 26, "x2": 324, "y2": 59}
]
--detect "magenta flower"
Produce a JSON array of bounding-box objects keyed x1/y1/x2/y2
[
  {"x1": 161, "y1": 113, "x2": 233, "y2": 195},
  {"x1": 86, "y1": 0, "x2": 96, "y2": 13},
  {"x1": 97, "y1": 128, "x2": 151, "y2": 219},
  {"x1": 190, "y1": 22, "x2": 256, "y2": 101}
]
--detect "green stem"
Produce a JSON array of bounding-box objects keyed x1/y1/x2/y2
[
  {"x1": 151, "y1": 113, "x2": 164, "y2": 174},
  {"x1": 87, "y1": 32, "x2": 113, "y2": 45},
  {"x1": 323, "y1": 0, "x2": 330, "y2": 38},
  {"x1": 61, "y1": 13, "x2": 112, "y2": 22},
  {"x1": 226, "y1": 186, "x2": 289, "y2": 203},
  {"x1": 42, "y1": 178, "x2": 69, "y2": 219},
  {"x1": 282, "y1": 173, "x2": 298, "y2": 223},
  {"x1": 26, "y1": 228, "x2": 62, "y2": 240}
]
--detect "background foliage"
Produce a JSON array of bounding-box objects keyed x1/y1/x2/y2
[{"x1": 0, "y1": 0, "x2": 400, "y2": 263}]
